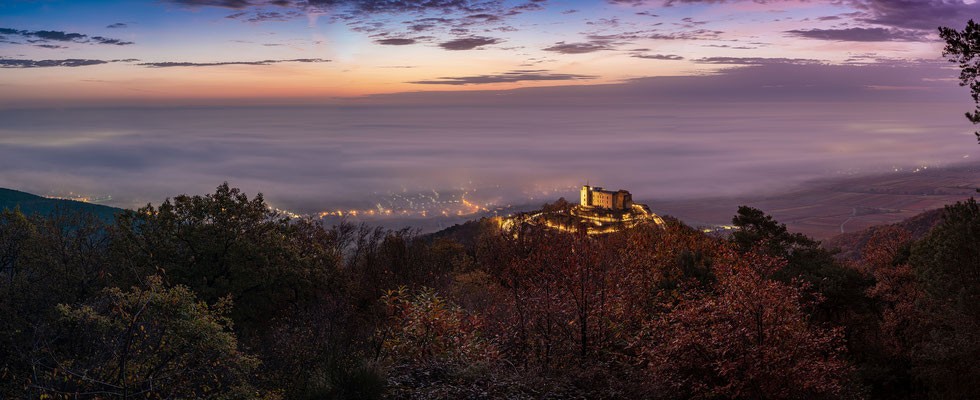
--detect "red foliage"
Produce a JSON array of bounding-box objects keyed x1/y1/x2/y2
[
  {"x1": 610, "y1": 222, "x2": 728, "y2": 339},
  {"x1": 379, "y1": 287, "x2": 498, "y2": 365},
  {"x1": 638, "y1": 252, "x2": 854, "y2": 399},
  {"x1": 481, "y1": 226, "x2": 616, "y2": 367},
  {"x1": 474, "y1": 218, "x2": 860, "y2": 397},
  {"x1": 862, "y1": 227, "x2": 930, "y2": 358}
]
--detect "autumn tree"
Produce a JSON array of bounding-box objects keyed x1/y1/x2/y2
[
  {"x1": 639, "y1": 252, "x2": 855, "y2": 399},
  {"x1": 731, "y1": 206, "x2": 871, "y2": 324},
  {"x1": 855, "y1": 199, "x2": 980, "y2": 398},
  {"x1": 607, "y1": 219, "x2": 722, "y2": 351},
  {"x1": 378, "y1": 286, "x2": 497, "y2": 365},
  {"x1": 863, "y1": 228, "x2": 922, "y2": 356},
  {"x1": 857, "y1": 227, "x2": 927, "y2": 397},
  {"x1": 476, "y1": 222, "x2": 621, "y2": 369}
]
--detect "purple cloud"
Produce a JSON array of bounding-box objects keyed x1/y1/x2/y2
[
  {"x1": 786, "y1": 27, "x2": 928, "y2": 42},
  {"x1": 694, "y1": 57, "x2": 821, "y2": 65},
  {"x1": 0, "y1": 58, "x2": 110, "y2": 68},
  {"x1": 632, "y1": 53, "x2": 684, "y2": 60},
  {"x1": 0, "y1": 28, "x2": 133, "y2": 45},
  {"x1": 375, "y1": 38, "x2": 417, "y2": 45},
  {"x1": 543, "y1": 41, "x2": 614, "y2": 54},
  {"x1": 139, "y1": 58, "x2": 330, "y2": 67},
  {"x1": 438, "y1": 36, "x2": 500, "y2": 50},
  {"x1": 857, "y1": 0, "x2": 980, "y2": 31},
  {"x1": 166, "y1": 0, "x2": 257, "y2": 8},
  {"x1": 409, "y1": 69, "x2": 596, "y2": 85}
]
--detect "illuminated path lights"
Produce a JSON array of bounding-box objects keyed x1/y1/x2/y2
[{"x1": 496, "y1": 204, "x2": 665, "y2": 235}]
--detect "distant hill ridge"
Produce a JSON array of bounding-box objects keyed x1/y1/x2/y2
[
  {"x1": 823, "y1": 207, "x2": 946, "y2": 260},
  {"x1": 0, "y1": 188, "x2": 123, "y2": 220},
  {"x1": 0, "y1": 186, "x2": 952, "y2": 261}
]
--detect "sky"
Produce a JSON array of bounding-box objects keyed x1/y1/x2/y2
[
  {"x1": 1, "y1": 0, "x2": 979, "y2": 218},
  {"x1": 0, "y1": 0, "x2": 977, "y2": 105}
]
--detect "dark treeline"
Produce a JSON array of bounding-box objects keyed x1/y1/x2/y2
[{"x1": 2, "y1": 182, "x2": 980, "y2": 399}]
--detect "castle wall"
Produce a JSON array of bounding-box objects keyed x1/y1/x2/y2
[
  {"x1": 592, "y1": 191, "x2": 613, "y2": 208},
  {"x1": 613, "y1": 191, "x2": 633, "y2": 209},
  {"x1": 582, "y1": 185, "x2": 632, "y2": 210}
]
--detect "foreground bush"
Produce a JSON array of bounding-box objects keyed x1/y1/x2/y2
[
  {"x1": 379, "y1": 287, "x2": 498, "y2": 365},
  {"x1": 28, "y1": 276, "x2": 263, "y2": 399}
]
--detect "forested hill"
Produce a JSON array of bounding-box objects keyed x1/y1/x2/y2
[
  {"x1": 3, "y1": 183, "x2": 980, "y2": 398},
  {"x1": 823, "y1": 207, "x2": 946, "y2": 260},
  {"x1": 0, "y1": 188, "x2": 123, "y2": 220}
]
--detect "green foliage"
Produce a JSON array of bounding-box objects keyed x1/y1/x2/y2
[
  {"x1": 731, "y1": 206, "x2": 872, "y2": 321},
  {"x1": 731, "y1": 205, "x2": 808, "y2": 254},
  {"x1": 0, "y1": 207, "x2": 116, "y2": 397},
  {"x1": 31, "y1": 275, "x2": 261, "y2": 399},
  {"x1": 940, "y1": 20, "x2": 980, "y2": 141},
  {"x1": 910, "y1": 198, "x2": 980, "y2": 304},
  {"x1": 109, "y1": 182, "x2": 333, "y2": 327},
  {"x1": 0, "y1": 207, "x2": 33, "y2": 278},
  {"x1": 903, "y1": 198, "x2": 980, "y2": 397}
]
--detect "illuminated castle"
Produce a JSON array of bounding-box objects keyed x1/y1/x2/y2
[{"x1": 580, "y1": 185, "x2": 633, "y2": 210}]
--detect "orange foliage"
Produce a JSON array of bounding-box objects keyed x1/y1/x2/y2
[
  {"x1": 639, "y1": 252, "x2": 853, "y2": 399},
  {"x1": 379, "y1": 287, "x2": 498, "y2": 365}
]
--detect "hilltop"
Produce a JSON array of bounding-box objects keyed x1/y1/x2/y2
[
  {"x1": 428, "y1": 196, "x2": 960, "y2": 265},
  {"x1": 0, "y1": 188, "x2": 123, "y2": 220}
]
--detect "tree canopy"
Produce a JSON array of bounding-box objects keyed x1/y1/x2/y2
[
  {"x1": 3, "y1": 184, "x2": 980, "y2": 398},
  {"x1": 940, "y1": 20, "x2": 980, "y2": 141}
]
